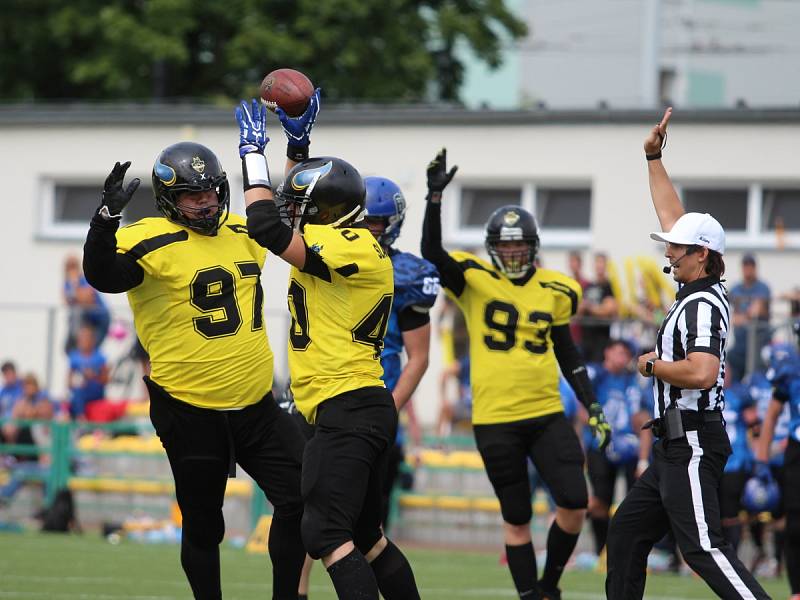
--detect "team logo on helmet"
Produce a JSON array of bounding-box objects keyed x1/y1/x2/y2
[
  {"x1": 503, "y1": 211, "x2": 520, "y2": 226},
  {"x1": 191, "y1": 156, "x2": 205, "y2": 174},
  {"x1": 291, "y1": 161, "x2": 333, "y2": 191},
  {"x1": 154, "y1": 160, "x2": 177, "y2": 187}
]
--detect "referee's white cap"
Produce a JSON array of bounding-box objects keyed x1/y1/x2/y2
[{"x1": 650, "y1": 212, "x2": 725, "y2": 255}]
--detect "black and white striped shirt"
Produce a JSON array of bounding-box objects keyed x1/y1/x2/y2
[{"x1": 653, "y1": 276, "x2": 730, "y2": 416}]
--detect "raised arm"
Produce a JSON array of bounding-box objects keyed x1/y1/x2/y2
[
  {"x1": 83, "y1": 162, "x2": 145, "y2": 293},
  {"x1": 420, "y1": 149, "x2": 466, "y2": 296},
  {"x1": 644, "y1": 107, "x2": 684, "y2": 232}
]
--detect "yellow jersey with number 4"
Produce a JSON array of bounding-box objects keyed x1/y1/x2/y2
[
  {"x1": 288, "y1": 224, "x2": 393, "y2": 423},
  {"x1": 448, "y1": 251, "x2": 582, "y2": 425},
  {"x1": 115, "y1": 214, "x2": 273, "y2": 410}
]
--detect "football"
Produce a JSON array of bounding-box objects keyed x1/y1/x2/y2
[{"x1": 259, "y1": 68, "x2": 314, "y2": 117}]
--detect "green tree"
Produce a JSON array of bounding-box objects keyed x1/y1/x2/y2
[{"x1": 0, "y1": 0, "x2": 526, "y2": 103}]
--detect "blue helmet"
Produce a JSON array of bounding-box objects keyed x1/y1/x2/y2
[
  {"x1": 364, "y1": 176, "x2": 406, "y2": 246},
  {"x1": 742, "y1": 475, "x2": 780, "y2": 513}
]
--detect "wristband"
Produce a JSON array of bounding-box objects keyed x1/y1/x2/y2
[
  {"x1": 426, "y1": 190, "x2": 442, "y2": 204},
  {"x1": 287, "y1": 144, "x2": 309, "y2": 162},
  {"x1": 242, "y1": 153, "x2": 271, "y2": 191},
  {"x1": 637, "y1": 459, "x2": 649, "y2": 473},
  {"x1": 646, "y1": 152, "x2": 662, "y2": 161}
]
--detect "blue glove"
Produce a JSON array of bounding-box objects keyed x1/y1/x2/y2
[
  {"x1": 235, "y1": 99, "x2": 269, "y2": 158},
  {"x1": 275, "y1": 87, "x2": 321, "y2": 148},
  {"x1": 754, "y1": 461, "x2": 773, "y2": 483}
]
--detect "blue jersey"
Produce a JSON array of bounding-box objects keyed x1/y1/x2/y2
[
  {"x1": 748, "y1": 370, "x2": 791, "y2": 466},
  {"x1": 769, "y1": 355, "x2": 800, "y2": 445},
  {"x1": 380, "y1": 250, "x2": 439, "y2": 391},
  {"x1": 559, "y1": 377, "x2": 578, "y2": 420},
  {"x1": 584, "y1": 364, "x2": 645, "y2": 461},
  {"x1": 723, "y1": 383, "x2": 755, "y2": 473}
]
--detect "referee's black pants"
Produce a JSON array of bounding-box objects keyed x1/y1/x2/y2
[{"x1": 606, "y1": 420, "x2": 770, "y2": 599}]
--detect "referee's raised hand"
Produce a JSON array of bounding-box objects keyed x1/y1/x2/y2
[{"x1": 644, "y1": 107, "x2": 672, "y2": 155}]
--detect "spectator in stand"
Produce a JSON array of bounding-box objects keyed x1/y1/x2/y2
[
  {"x1": 728, "y1": 254, "x2": 771, "y2": 381},
  {"x1": 66, "y1": 325, "x2": 108, "y2": 420},
  {"x1": 0, "y1": 361, "x2": 23, "y2": 420},
  {"x1": 568, "y1": 251, "x2": 590, "y2": 348},
  {"x1": 0, "y1": 373, "x2": 54, "y2": 505},
  {"x1": 578, "y1": 252, "x2": 619, "y2": 363},
  {"x1": 63, "y1": 254, "x2": 111, "y2": 352}
]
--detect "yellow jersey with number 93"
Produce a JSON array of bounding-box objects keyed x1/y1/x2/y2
[
  {"x1": 115, "y1": 214, "x2": 273, "y2": 410},
  {"x1": 288, "y1": 224, "x2": 394, "y2": 423},
  {"x1": 448, "y1": 251, "x2": 582, "y2": 425}
]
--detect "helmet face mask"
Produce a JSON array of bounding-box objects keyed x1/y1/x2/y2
[
  {"x1": 364, "y1": 176, "x2": 406, "y2": 246},
  {"x1": 484, "y1": 205, "x2": 540, "y2": 279},
  {"x1": 152, "y1": 142, "x2": 230, "y2": 236},
  {"x1": 276, "y1": 157, "x2": 365, "y2": 232}
]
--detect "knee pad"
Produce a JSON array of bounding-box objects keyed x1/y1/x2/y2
[
  {"x1": 182, "y1": 508, "x2": 225, "y2": 548},
  {"x1": 497, "y1": 480, "x2": 533, "y2": 526},
  {"x1": 354, "y1": 527, "x2": 383, "y2": 557}
]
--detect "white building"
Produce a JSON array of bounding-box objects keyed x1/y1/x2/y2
[
  {"x1": 1, "y1": 104, "x2": 799, "y2": 424},
  {"x1": 462, "y1": 0, "x2": 800, "y2": 110}
]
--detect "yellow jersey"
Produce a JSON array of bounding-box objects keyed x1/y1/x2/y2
[
  {"x1": 448, "y1": 251, "x2": 582, "y2": 425},
  {"x1": 115, "y1": 214, "x2": 274, "y2": 409},
  {"x1": 287, "y1": 224, "x2": 393, "y2": 422}
]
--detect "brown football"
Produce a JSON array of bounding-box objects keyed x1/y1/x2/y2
[{"x1": 259, "y1": 68, "x2": 314, "y2": 117}]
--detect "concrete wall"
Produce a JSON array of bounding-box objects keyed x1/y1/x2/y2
[{"x1": 2, "y1": 111, "x2": 799, "y2": 425}]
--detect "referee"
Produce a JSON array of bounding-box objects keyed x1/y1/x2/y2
[{"x1": 605, "y1": 108, "x2": 770, "y2": 599}]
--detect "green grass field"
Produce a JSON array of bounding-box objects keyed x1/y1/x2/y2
[{"x1": 0, "y1": 532, "x2": 789, "y2": 599}]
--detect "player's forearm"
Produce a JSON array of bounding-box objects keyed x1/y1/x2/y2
[
  {"x1": 392, "y1": 355, "x2": 429, "y2": 411},
  {"x1": 551, "y1": 325, "x2": 597, "y2": 409},
  {"x1": 755, "y1": 399, "x2": 781, "y2": 463},
  {"x1": 647, "y1": 159, "x2": 684, "y2": 232},
  {"x1": 421, "y1": 200, "x2": 465, "y2": 295},
  {"x1": 83, "y1": 213, "x2": 144, "y2": 293}
]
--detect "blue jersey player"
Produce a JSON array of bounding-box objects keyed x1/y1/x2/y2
[
  {"x1": 719, "y1": 368, "x2": 758, "y2": 553},
  {"x1": 756, "y1": 328, "x2": 800, "y2": 599},
  {"x1": 584, "y1": 339, "x2": 652, "y2": 555},
  {"x1": 363, "y1": 176, "x2": 439, "y2": 527}
]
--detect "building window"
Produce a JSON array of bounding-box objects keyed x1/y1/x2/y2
[
  {"x1": 40, "y1": 180, "x2": 160, "y2": 240},
  {"x1": 677, "y1": 182, "x2": 800, "y2": 248},
  {"x1": 762, "y1": 188, "x2": 800, "y2": 231},
  {"x1": 682, "y1": 188, "x2": 748, "y2": 231},
  {"x1": 446, "y1": 182, "x2": 592, "y2": 247}
]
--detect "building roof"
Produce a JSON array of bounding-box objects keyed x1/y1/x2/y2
[{"x1": 1, "y1": 102, "x2": 799, "y2": 127}]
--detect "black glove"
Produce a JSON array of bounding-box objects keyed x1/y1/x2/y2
[
  {"x1": 589, "y1": 402, "x2": 612, "y2": 451},
  {"x1": 426, "y1": 148, "x2": 458, "y2": 202},
  {"x1": 99, "y1": 161, "x2": 140, "y2": 220}
]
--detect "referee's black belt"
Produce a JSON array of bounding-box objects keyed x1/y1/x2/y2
[{"x1": 644, "y1": 409, "x2": 723, "y2": 438}]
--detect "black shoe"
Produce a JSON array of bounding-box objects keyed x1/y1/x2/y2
[{"x1": 537, "y1": 582, "x2": 561, "y2": 600}]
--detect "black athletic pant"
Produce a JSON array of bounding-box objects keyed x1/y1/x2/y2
[
  {"x1": 147, "y1": 377, "x2": 305, "y2": 600},
  {"x1": 606, "y1": 421, "x2": 770, "y2": 599}
]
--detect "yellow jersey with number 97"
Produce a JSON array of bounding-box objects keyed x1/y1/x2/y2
[
  {"x1": 288, "y1": 224, "x2": 394, "y2": 423},
  {"x1": 115, "y1": 214, "x2": 273, "y2": 410},
  {"x1": 448, "y1": 251, "x2": 582, "y2": 425}
]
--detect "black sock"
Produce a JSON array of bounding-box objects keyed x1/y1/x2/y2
[
  {"x1": 326, "y1": 548, "x2": 379, "y2": 600},
  {"x1": 750, "y1": 520, "x2": 765, "y2": 551},
  {"x1": 774, "y1": 527, "x2": 786, "y2": 568},
  {"x1": 505, "y1": 542, "x2": 539, "y2": 599},
  {"x1": 180, "y1": 538, "x2": 221, "y2": 600},
  {"x1": 540, "y1": 521, "x2": 579, "y2": 593},
  {"x1": 722, "y1": 523, "x2": 742, "y2": 552},
  {"x1": 590, "y1": 517, "x2": 609, "y2": 555},
  {"x1": 369, "y1": 539, "x2": 420, "y2": 600},
  {"x1": 268, "y1": 513, "x2": 306, "y2": 600},
  {"x1": 786, "y1": 530, "x2": 800, "y2": 593}
]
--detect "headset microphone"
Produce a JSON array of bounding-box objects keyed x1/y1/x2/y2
[{"x1": 662, "y1": 247, "x2": 697, "y2": 274}]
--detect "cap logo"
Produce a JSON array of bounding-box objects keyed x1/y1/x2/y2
[
  {"x1": 291, "y1": 161, "x2": 333, "y2": 191},
  {"x1": 698, "y1": 235, "x2": 710, "y2": 243},
  {"x1": 154, "y1": 160, "x2": 177, "y2": 187},
  {"x1": 503, "y1": 211, "x2": 520, "y2": 226},
  {"x1": 191, "y1": 156, "x2": 205, "y2": 174}
]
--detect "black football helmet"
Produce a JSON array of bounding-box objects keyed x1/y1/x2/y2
[
  {"x1": 275, "y1": 156, "x2": 366, "y2": 231},
  {"x1": 152, "y1": 142, "x2": 230, "y2": 236},
  {"x1": 485, "y1": 205, "x2": 540, "y2": 279}
]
